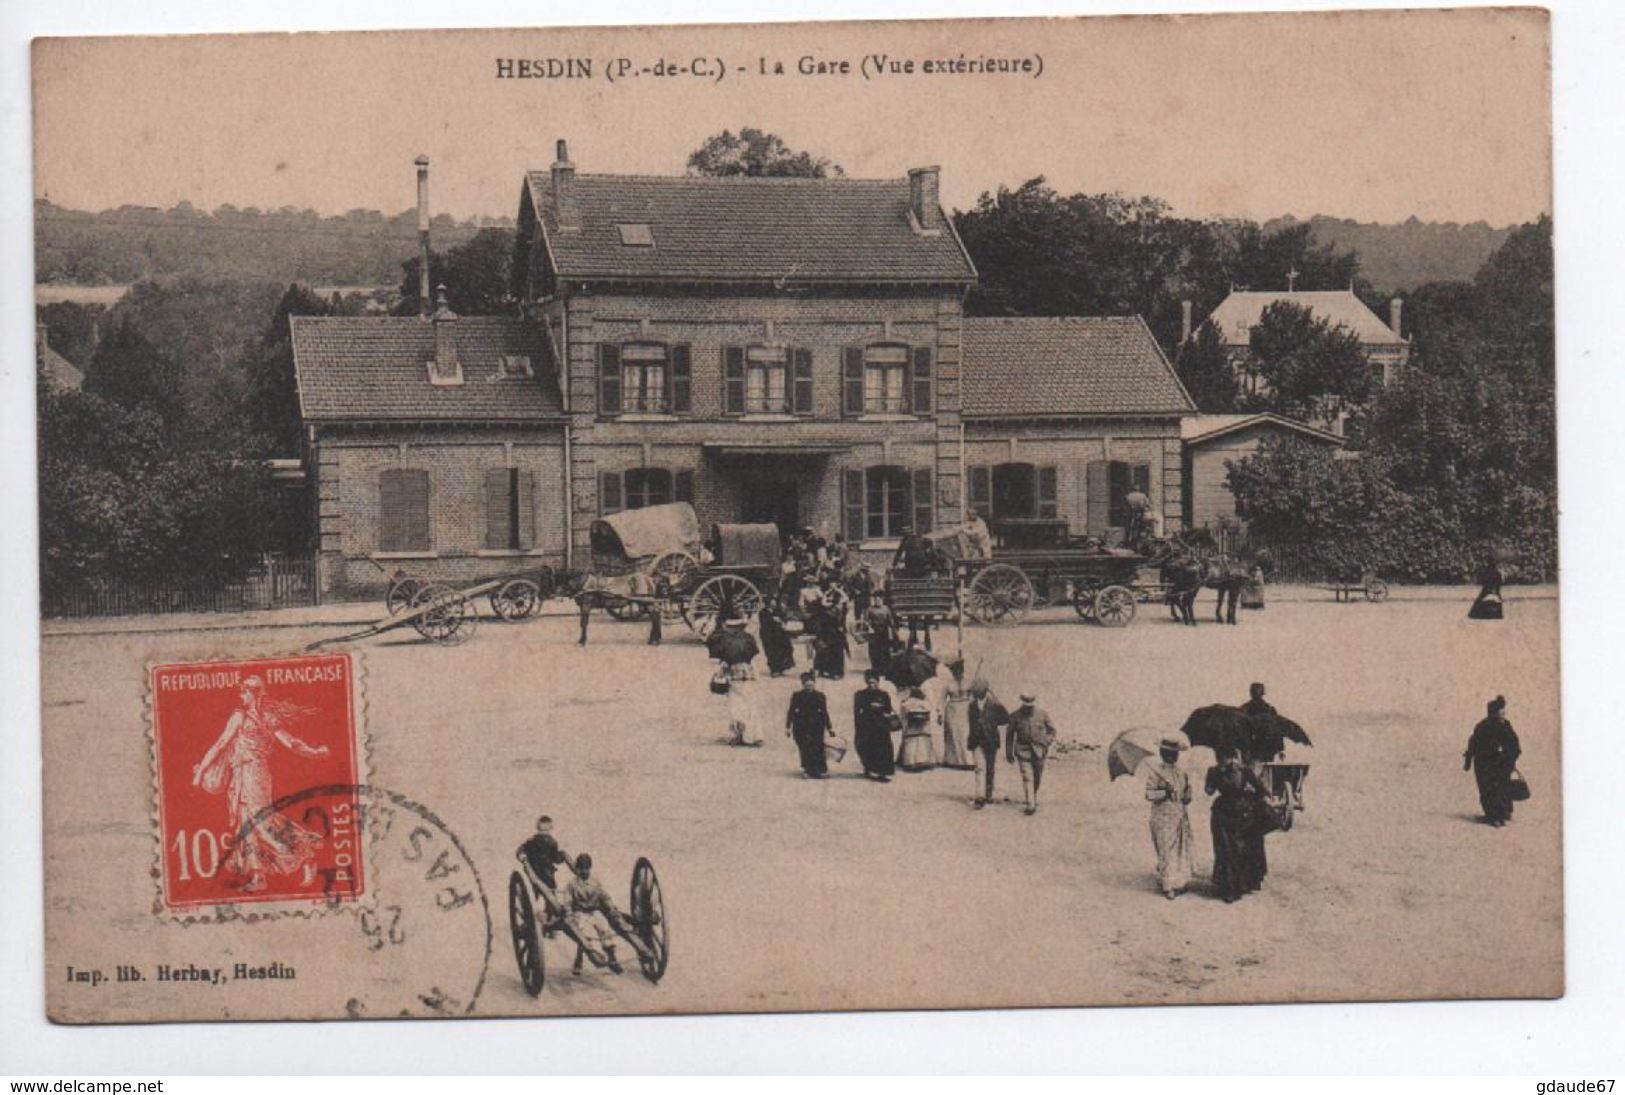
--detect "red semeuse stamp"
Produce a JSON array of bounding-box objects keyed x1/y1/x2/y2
[{"x1": 151, "y1": 654, "x2": 364, "y2": 912}]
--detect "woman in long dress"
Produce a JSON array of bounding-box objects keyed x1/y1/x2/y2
[
  {"x1": 709, "y1": 619, "x2": 763, "y2": 747},
  {"x1": 896, "y1": 687, "x2": 938, "y2": 772},
  {"x1": 932, "y1": 660, "x2": 973, "y2": 769},
  {"x1": 1464, "y1": 695, "x2": 1521, "y2": 825},
  {"x1": 852, "y1": 670, "x2": 897, "y2": 781},
  {"x1": 1145, "y1": 738, "x2": 1193, "y2": 899},
  {"x1": 1469, "y1": 559, "x2": 1505, "y2": 620},
  {"x1": 758, "y1": 604, "x2": 796, "y2": 677},
  {"x1": 192, "y1": 675, "x2": 328, "y2": 893},
  {"x1": 1204, "y1": 746, "x2": 1269, "y2": 903},
  {"x1": 809, "y1": 601, "x2": 848, "y2": 679}
]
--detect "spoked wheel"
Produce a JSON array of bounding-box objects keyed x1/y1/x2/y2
[
  {"x1": 649, "y1": 551, "x2": 699, "y2": 593},
  {"x1": 1071, "y1": 583, "x2": 1098, "y2": 620},
  {"x1": 1365, "y1": 579, "x2": 1390, "y2": 603},
  {"x1": 490, "y1": 578, "x2": 542, "y2": 621},
  {"x1": 684, "y1": 574, "x2": 764, "y2": 639},
  {"x1": 1093, "y1": 585, "x2": 1138, "y2": 628},
  {"x1": 410, "y1": 584, "x2": 478, "y2": 644},
  {"x1": 386, "y1": 576, "x2": 426, "y2": 616},
  {"x1": 628, "y1": 857, "x2": 668, "y2": 983},
  {"x1": 509, "y1": 871, "x2": 546, "y2": 997},
  {"x1": 963, "y1": 564, "x2": 1036, "y2": 626}
]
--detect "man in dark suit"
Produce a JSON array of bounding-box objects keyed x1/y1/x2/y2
[
  {"x1": 786, "y1": 672, "x2": 833, "y2": 779},
  {"x1": 1007, "y1": 692, "x2": 1057, "y2": 816},
  {"x1": 964, "y1": 677, "x2": 1010, "y2": 809}
]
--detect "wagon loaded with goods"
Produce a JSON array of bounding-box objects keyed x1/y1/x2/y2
[
  {"x1": 927, "y1": 525, "x2": 1156, "y2": 628},
  {"x1": 584, "y1": 503, "x2": 785, "y2": 638}
]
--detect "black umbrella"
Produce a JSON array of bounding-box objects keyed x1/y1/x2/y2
[
  {"x1": 1179, "y1": 704, "x2": 1253, "y2": 755},
  {"x1": 892, "y1": 647, "x2": 939, "y2": 689}
]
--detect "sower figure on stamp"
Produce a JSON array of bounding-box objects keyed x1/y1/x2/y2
[{"x1": 1005, "y1": 692, "x2": 1056, "y2": 816}]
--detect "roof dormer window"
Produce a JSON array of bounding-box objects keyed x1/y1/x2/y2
[
  {"x1": 500, "y1": 354, "x2": 533, "y2": 379},
  {"x1": 617, "y1": 224, "x2": 655, "y2": 247}
]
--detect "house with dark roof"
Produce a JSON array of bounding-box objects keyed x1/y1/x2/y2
[
  {"x1": 291, "y1": 142, "x2": 1196, "y2": 598},
  {"x1": 961, "y1": 316, "x2": 1194, "y2": 544}
]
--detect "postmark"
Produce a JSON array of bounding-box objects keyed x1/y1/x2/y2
[{"x1": 149, "y1": 653, "x2": 366, "y2": 916}]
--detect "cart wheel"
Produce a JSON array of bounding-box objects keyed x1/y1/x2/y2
[
  {"x1": 628, "y1": 857, "x2": 668, "y2": 983},
  {"x1": 685, "y1": 574, "x2": 764, "y2": 639},
  {"x1": 411, "y1": 584, "x2": 478, "y2": 645},
  {"x1": 386, "y1": 576, "x2": 425, "y2": 616},
  {"x1": 963, "y1": 564, "x2": 1036, "y2": 626},
  {"x1": 490, "y1": 578, "x2": 542, "y2": 621},
  {"x1": 1278, "y1": 781, "x2": 1297, "y2": 832},
  {"x1": 509, "y1": 871, "x2": 546, "y2": 997},
  {"x1": 1093, "y1": 585, "x2": 1137, "y2": 627},
  {"x1": 606, "y1": 597, "x2": 648, "y2": 621},
  {"x1": 1365, "y1": 579, "x2": 1389, "y2": 603},
  {"x1": 1071, "y1": 583, "x2": 1098, "y2": 620},
  {"x1": 650, "y1": 551, "x2": 699, "y2": 593}
]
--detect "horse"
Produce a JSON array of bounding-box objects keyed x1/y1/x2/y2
[{"x1": 1154, "y1": 536, "x2": 1255, "y2": 626}]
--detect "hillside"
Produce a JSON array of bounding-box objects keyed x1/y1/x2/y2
[{"x1": 1263, "y1": 214, "x2": 1516, "y2": 294}]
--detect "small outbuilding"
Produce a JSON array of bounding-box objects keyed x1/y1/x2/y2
[{"x1": 1181, "y1": 413, "x2": 1345, "y2": 532}]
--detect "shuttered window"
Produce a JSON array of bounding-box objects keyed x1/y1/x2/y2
[
  {"x1": 1086, "y1": 461, "x2": 1111, "y2": 535},
  {"x1": 791, "y1": 348, "x2": 814, "y2": 415},
  {"x1": 484, "y1": 468, "x2": 536, "y2": 551},
  {"x1": 842, "y1": 469, "x2": 865, "y2": 542},
  {"x1": 1037, "y1": 465, "x2": 1059, "y2": 520},
  {"x1": 625, "y1": 468, "x2": 673, "y2": 510},
  {"x1": 599, "y1": 471, "x2": 623, "y2": 516},
  {"x1": 1108, "y1": 462, "x2": 1153, "y2": 529},
  {"x1": 669, "y1": 343, "x2": 692, "y2": 413},
  {"x1": 912, "y1": 468, "x2": 934, "y2": 534},
  {"x1": 968, "y1": 465, "x2": 992, "y2": 518},
  {"x1": 379, "y1": 469, "x2": 431, "y2": 553},
  {"x1": 723, "y1": 346, "x2": 747, "y2": 415},
  {"x1": 842, "y1": 347, "x2": 865, "y2": 417},
  {"x1": 862, "y1": 345, "x2": 909, "y2": 414},
  {"x1": 597, "y1": 343, "x2": 621, "y2": 417},
  {"x1": 910, "y1": 346, "x2": 933, "y2": 415}
]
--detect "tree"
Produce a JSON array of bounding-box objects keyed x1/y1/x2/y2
[
  {"x1": 1218, "y1": 220, "x2": 1361, "y2": 293},
  {"x1": 1244, "y1": 300, "x2": 1375, "y2": 421},
  {"x1": 396, "y1": 226, "x2": 517, "y2": 316},
  {"x1": 242, "y1": 283, "x2": 332, "y2": 455},
  {"x1": 686, "y1": 128, "x2": 844, "y2": 178},
  {"x1": 83, "y1": 317, "x2": 184, "y2": 424},
  {"x1": 1175, "y1": 321, "x2": 1239, "y2": 412}
]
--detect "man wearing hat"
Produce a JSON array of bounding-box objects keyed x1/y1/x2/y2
[
  {"x1": 786, "y1": 671, "x2": 834, "y2": 779},
  {"x1": 964, "y1": 677, "x2": 1010, "y2": 808},
  {"x1": 1005, "y1": 692, "x2": 1057, "y2": 815},
  {"x1": 1145, "y1": 737, "x2": 1193, "y2": 898}
]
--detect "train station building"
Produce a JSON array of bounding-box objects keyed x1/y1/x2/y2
[{"x1": 291, "y1": 143, "x2": 1195, "y2": 598}]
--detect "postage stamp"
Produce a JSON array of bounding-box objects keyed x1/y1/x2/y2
[{"x1": 149, "y1": 653, "x2": 366, "y2": 915}]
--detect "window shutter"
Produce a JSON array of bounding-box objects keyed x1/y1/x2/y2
[
  {"x1": 912, "y1": 468, "x2": 934, "y2": 535},
  {"x1": 674, "y1": 469, "x2": 695, "y2": 505},
  {"x1": 843, "y1": 468, "x2": 865, "y2": 542},
  {"x1": 723, "y1": 346, "x2": 746, "y2": 415},
  {"x1": 379, "y1": 468, "x2": 431, "y2": 553},
  {"x1": 516, "y1": 469, "x2": 537, "y2": 549},
  {"x1": 969, "y1": 465, "x2": 992, "y2": 518},
  {"x1": 910, "y1": 346, "x2": 933, "y2": 415},
  {"x1": 484, "y1": 468, "x2": 512, "y2": 550},
  {"x1": 597, "y1": 343, "x2": 622, "y2": 416},
  {"x1": 1037, "y1": 466, "x2": 1059, "y2": 520},
  {"x1": 669, "y1": 343, "x2": 692, "y2": 413},
  {"x1": 792, "y1": 348, "x2": 814, "y2": 415},
  {"x1": 842, "y1": 347, "x2": 865, "y2": 417},
  {"x1": 1132, "y1": 463, "x2": 1151, "y2": 493},
  {"x1": 1107, "y1": 461, "x2": 1132, "y2": 529},
  {"x1": 599, "y1": 471, "x2": 622, "y2": 516},
  {"x1": 1086, "y1": 460, "x2": 1111, "y2": 535}
]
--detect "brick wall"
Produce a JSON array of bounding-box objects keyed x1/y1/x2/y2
[
  {"x1": 963, "y1": 418, "x2": 1184, "y2": 537},
  {"x1": 314, "y1": 425, "x2": 568, "y2": 599}
]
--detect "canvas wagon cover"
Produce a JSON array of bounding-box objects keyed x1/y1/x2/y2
[
  {"x1": 590, "y1": 502, "x2": 702, "y2": 562},
  {"x1": 712, "y1": 523, "x2": 781, "y2": 568}
]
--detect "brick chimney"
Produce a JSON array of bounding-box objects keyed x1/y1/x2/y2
[
  {"x1": 415, "y1": 155, "x2": 432, "y2": 316},
  {"x1": 1389, "y1": 297, "x2": 1404, "y2": 337},
  {"x1": 552, "y1": 139, "x2": 579, "y2": 231},
  {"x1": 429, "y1": 285, "x2": 463, "y2": 386},
  {"x1": 1181, "y1": 299, "x2": 1194, "y2": 343},
  {"x1": 908, "y1": 166, "x2": 941, "y2": 233}
]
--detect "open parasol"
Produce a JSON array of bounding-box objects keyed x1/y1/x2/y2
[
  {"x1": 1179, "y1": 704, "x2": 1255, "y2": 755},
  {"x1": 1107, "y1": 727, "x2": 1189, "y2": 781},
  {"x1": 891, "y1": 647, "x2": 939, "y2": 689},
  {"x1": 1246, "y1": 712, "x2": 1312, "y2": 760}
]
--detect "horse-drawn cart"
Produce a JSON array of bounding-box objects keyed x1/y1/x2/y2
[{"x1": 932, "y1": 526, "x2": 1154, "y2": 628}]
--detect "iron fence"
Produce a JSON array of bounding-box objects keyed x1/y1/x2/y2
[{"x1": 43, "y1": 555, "x2": 317, "y2": 619}]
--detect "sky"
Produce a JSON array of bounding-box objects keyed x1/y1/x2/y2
[{"x1": 32, "y1": 9, "x2": 1551, "y2": 226}]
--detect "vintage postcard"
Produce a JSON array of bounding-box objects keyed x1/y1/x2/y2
[{"x1": 34, "y1": 8, "x2": 1558, "y2": 1023}]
